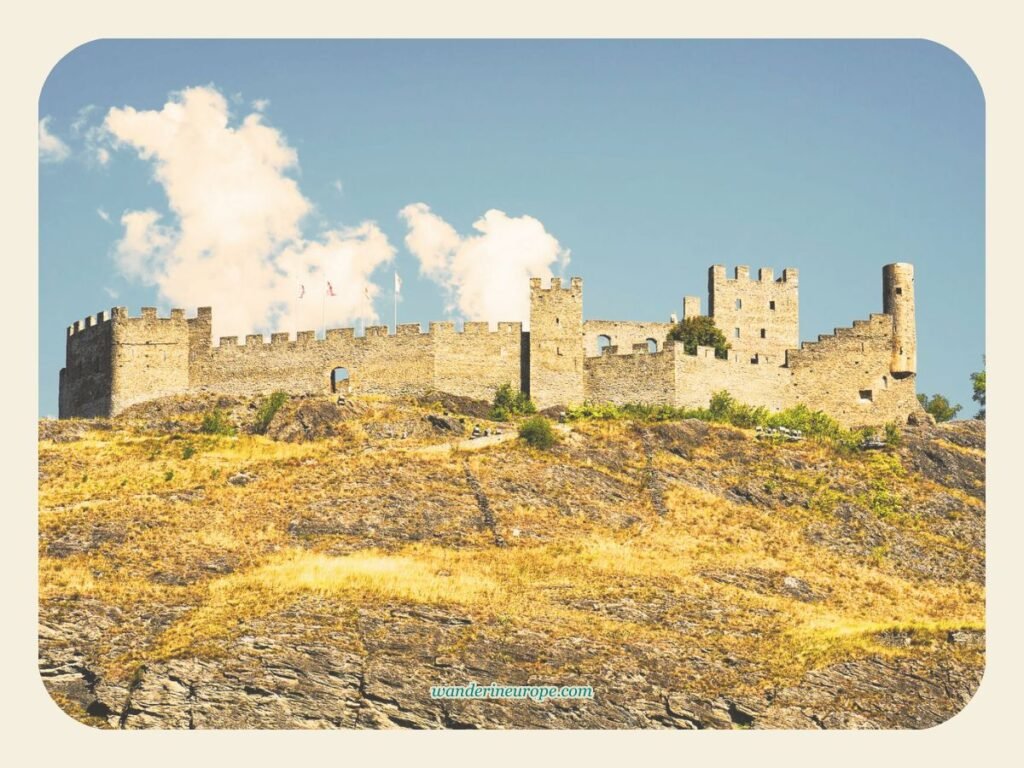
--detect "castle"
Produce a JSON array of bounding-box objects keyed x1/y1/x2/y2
[{"x1": 59, "y1": 263, "x2": 922, "y2": 427}]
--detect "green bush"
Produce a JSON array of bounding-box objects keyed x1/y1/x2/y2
[
  {"x1": 971, "y1": 361, "x2": 986, "y2": 420},
  {"x1": 666, "y1": 316, "x2": 731, "y2": 359},
  {"x1": 917, "y1": 393, "x2": 961, "y2": 423},
  {"x1": 883, "y1": 422, "x2": 902, "y2": 447},
  {"x1": 519, "y1": 415, "x2": 556, "y2": 449},
  {"x1": 566, "y1": 391, "x2": 880, "y2": 453},
  {"x1": 254, "y1": 391, "x2": 289, "y2": 434},
  {"x1": 491, "y1": 383, "x2": 536, "y2": 420},
  {"x1": 201, "y1": 408, "x2": 236, "y2": 436}
]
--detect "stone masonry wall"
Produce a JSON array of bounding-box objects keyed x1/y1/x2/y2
[
  {"x1": 59, "y1": 264, "x2": 920, "y2": 428},
  {"x1": 786, "y1": 314, "x2": 922, "y2": 427},
  {"x1": 60, "y1": 312, "x2": 115, "y2": 418},
  {"x1": 529, "y1": 278, "x2": 585, "y2": 408},
  {"x1": 433, "y1": 322, "x2": 523, "y2": 402},
  {"x1": 583, "y1": 342, "x2": 679, "y2": 405},
  {"x1": 583, "y1": 320, "x2": 675, "y2": 357},
  {"x1": 109, "y1": 309, "x2": 191, "y2": 415},
  {"x1": 709, "y1": 266, "x2": 799, "y2": 360}
]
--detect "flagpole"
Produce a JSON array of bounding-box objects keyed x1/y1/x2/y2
[{"x1": 321, "y1": 287, "x2": 326, "y2": 340}]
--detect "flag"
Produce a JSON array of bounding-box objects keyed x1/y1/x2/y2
[
  {"x1": 394, "y1": 271, "x2": 402, "y2": 294},
  {"x1": 298, "y1": 284, "x2": 305, "y2": 299},
  {"x1": 327, "y1": 281, "x2": 336, "y2": 297},
  {"x1": 364, "y1": 285, "x2": 371, "y2": 301}
]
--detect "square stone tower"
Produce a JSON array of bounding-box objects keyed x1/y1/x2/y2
[
  {"x1": 528, "y1": 277, "x2": 585, "y2": 409},
  {"x1": 708, "y1": 265, "x2": 799, "y2": 361}
]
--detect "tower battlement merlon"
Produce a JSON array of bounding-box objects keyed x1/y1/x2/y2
[{"x1": 529, "y1": 276, "x2": 583, "y2": 294}]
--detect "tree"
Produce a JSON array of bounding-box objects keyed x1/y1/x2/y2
[
  {"x1": 666, "y1": 316, "x2": 731, "y2": 359},
  {"x1": 971, "y1": 359, "x2": 986, "y2": 420},
  {"x1": 917, "y1": 393, "x2": 961, "y2": 423}
]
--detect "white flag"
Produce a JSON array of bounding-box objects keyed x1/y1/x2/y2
[{"x1": 394, "y1": 271, "x2": 402, "y2": 294}]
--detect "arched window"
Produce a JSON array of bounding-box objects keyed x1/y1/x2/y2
[
  {"x1": 646, "y1": 338, "x2": 658, "y2": 353},
  {"x1": 596, "y1": 334, "x2": 612, "y2": 354},
  {"x1": 331, "y1": 367, "x2": 350, "y2": 393}
]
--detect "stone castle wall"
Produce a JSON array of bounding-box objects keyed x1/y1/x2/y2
[
  {"x1": 59, "y1": 264, "x2": 922, "y2": 428},
  {"x1": 584, "y1": 342, "x2": 679, "y2": 405},
  {"x1": 708, "y1": 266, "x2": 799, "y2": 360},
  {"x1": 59, "y1": 312, "x2": 115, "y2": 418},
  {"x1": 528, "y1": 278, "x2": 585, "y2": 409},
  {"x1": 785, "y1": 313, "x2": 920, "y2": 426},
  {"x1": 583, "y1": 320, "x2": 675, "y2": 357}
]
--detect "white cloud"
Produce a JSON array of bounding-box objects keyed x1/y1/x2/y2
[
  {"x1": 399, "y1": 203, "x2": 570, "y2": 327},
  {"x1": 96, "y1": 207, "x2": 111, "y2": 222},
  {"x1": 104, "y1": 85, "x2": 394, "y2": 337},
  {"x1": 103, "y1": 286, "x2": 119, "y2": 299},
  {"x1": 333, "y1": 179, "x2": 344, "y2": 194},
  {"x1": 71, "y1": 105, "x2": 96, "y2": 137},
  {"x1": 252, "y1": 98, "x2": 270, "y2": 112},
  {"x1": 95, "y1": 147, "x2": 110, "y2": 165},
  {"x1": 39, "y1": 117, "x2": 70, "y2": 163}
]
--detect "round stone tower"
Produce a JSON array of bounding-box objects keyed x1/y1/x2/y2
[{"x1": 882, "y1": 263, "x2": 916, "y2": 377}]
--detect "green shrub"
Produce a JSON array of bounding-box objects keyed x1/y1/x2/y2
[
  {"x1": 163, "y1": 470, "x2": 174, "y2": 482},
  {"x1": 883, "y1": 422, "x2": 902, "y2": 447},
  {"x1": 566, "y1": 390, "x2": 881, "y2": 454},
  {"x1": 917, "y1": 393, "x2": 961, "y2": 423},
  {"x1": 182, "y1": 444, "x2": 196, "y2": 460},
  {"x1": 666, "y1": 315, "x2": 731, "y2": 359},
  {"x1": 201, "y1": 408, "x2": 236, "y2": 436},
  {"x1": 254, "y1": 391, "x2": 289, "y2": 434},
  {"x1": 491, "y1": 383, "x2": 536, "y2": 420},
  {"x1": 971, "y1": 361, "x2": 985, "y2": 420},
  {"x1": 519, "y1": 415, "x2": 556, "y2": 449}
]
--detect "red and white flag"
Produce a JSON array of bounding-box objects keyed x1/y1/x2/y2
[
  {"x1": 327, "y1": 281, "x2": 336, "y2": 297},
  {"x1": 298, "y1": 284, "x2": 305, "y2": 299}
]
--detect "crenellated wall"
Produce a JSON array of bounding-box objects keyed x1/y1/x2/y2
[
  {"x1": 708, "y1": 265, "x2": 799, "y2": 360},
  {"x1": 60, "y1": 311, "x2": 115, "y2": 418},
  {"x1": 529, "y1": 277, "x2": 584, "y2": 408},
  {"x1": 785, "y1": 313, "x2": 921, "y2": 426},
  {"x1": 59, "y1": 263, "x2": 921, "y2": 428},
  {"x1": 584, "y1": 341, "x2": 679, "y2": 405},
  {"x1": 583, "y1": 320, "x2": 675, "y2": 357}
]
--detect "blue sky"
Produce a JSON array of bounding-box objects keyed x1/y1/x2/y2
[{"x1": 39, "y1": 39, "x2": 984, "y2": 418}]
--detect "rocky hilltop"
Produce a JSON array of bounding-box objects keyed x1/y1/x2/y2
[{"x1": 38, "y1": 393, "x2": 985, "y2": 729}]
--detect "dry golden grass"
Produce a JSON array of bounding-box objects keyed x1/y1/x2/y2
[{"x1": 39, "y1": 405, "x2": 984, "y2": 694}]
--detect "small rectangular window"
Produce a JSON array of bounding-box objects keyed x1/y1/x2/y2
[
  {"x1": 895, "y1": 288, "x2": 903, "y2": 295},
  {"x1": 859, "y1": 389, "x2": 873, "y2": 403},
  {"x1": 769, "y1": 301, "x2": 776, "y2": 310},
  {"x1": 734, "y1": 328, "x2": 741, "y2": 338},
  {"x1": 760, "y1": 329, "x2": 766, "y2": 338}
]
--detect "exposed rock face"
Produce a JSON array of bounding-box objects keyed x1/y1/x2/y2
[
  {"x1": 38, "y1": 398, "x2": 985, "y2": 730},
  {"x1": 40, "y1": 599, "x2": 982, "y2": 730}
]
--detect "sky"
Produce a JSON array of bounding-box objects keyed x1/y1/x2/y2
[{"x1": 38, "y1": 39, "x2": 984, "y2": 418}]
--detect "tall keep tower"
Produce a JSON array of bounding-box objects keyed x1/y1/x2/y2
[
  {"x1": 882, "y1": 262, "x2": 916, "y2": 377},
  {"x1": 528, "y1": 277, "x2": 584, "y2": 408},
  {"x1": 708, "y1": 265, "x2": 799, "y2": 361}
]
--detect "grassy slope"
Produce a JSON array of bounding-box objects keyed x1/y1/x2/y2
[{"x1": 38, "y1": 396, "x2": 985, "y2": 727}]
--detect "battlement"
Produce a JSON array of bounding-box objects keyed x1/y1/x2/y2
[
  {"x1": 60, "y1": 263, "x2": 917, "y2": 428},
  {"x1": 206, "y1": 316, "x2": 525, "y2": 353},
  {"x1": 529, "y1": 276, "x2": 583, "y2": 294},
  {"x1": 67, "y1": 310, "x2": 111, "y2": 336},
  {"x1": 709, "y1": 265, "x2": 798, "y2": 284},
  {"x1": 68, "y1": 305, "x2": 206, "y2": 337}
]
